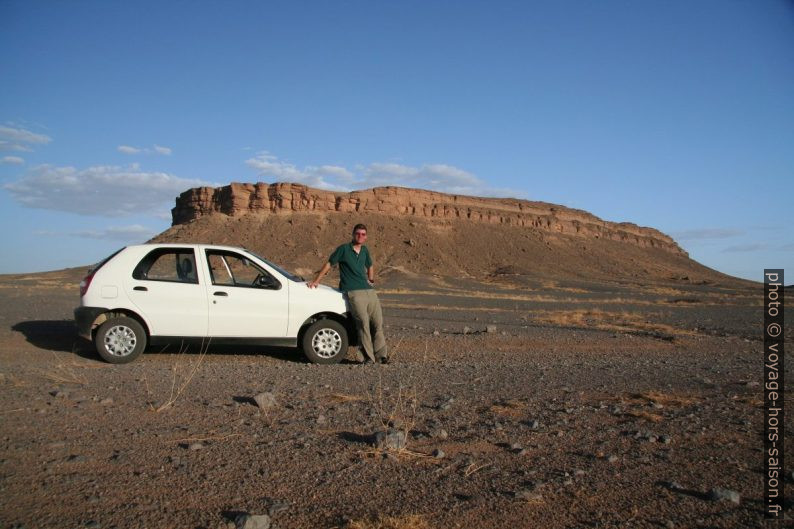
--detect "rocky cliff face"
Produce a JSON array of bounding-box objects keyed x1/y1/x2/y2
[{"x1": 172, "y1": 182, "x2": 686, "y2": 256}]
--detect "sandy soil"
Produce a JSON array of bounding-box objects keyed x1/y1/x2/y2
[{"x1": 0, "y1": 268, "x2": 790, "y2": 528}]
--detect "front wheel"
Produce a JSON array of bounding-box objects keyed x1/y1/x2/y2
[
  {"x1": 94, "y1": 316, "x2": 147, "y2": 364},
  {"x1": 301, "y1": 319, "x2": 348, "y2": 364}
]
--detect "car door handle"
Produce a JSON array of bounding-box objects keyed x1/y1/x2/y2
[
  {"x1": 214, "y1": 291, "x2": 228, "y2": 296},
  {"x1": 133, "y1": 286, "x2": 148, "y2": 292}
]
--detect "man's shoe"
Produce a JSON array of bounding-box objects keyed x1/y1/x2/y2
[{"x1": 378, "y1": 356, "x2": 390, "y2": 365}]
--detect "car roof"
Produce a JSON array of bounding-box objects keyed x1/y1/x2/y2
[{"x1": 126, "y1": 243, "x2": 249, "y2": 253}]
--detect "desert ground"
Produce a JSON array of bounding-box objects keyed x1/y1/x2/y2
[{"x1": 0, "y1": 267, "x2": 790, "y2": 528}]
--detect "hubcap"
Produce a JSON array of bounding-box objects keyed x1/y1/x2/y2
[
  {"x1": 312, "y1": 328, "x2": 342, "y2": 358},
  {"x1": 104, "y1": 325, "x2": 137, "y2": 356}
]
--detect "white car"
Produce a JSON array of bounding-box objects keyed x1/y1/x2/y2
[{"x1": 74, "y1": 244, "x2": 354, "y2": 364}]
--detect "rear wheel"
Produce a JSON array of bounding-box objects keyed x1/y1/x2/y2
[
  {"x1": 301, "y1": 319, "x2": 348, "y2": 364},
  {"x1": 94, "y1": 316, "x2": 147, "y2": 364}
]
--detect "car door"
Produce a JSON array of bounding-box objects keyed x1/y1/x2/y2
[
  {"x1": 202, "y1": 248, "x2": 289, "y2": 337},
  {"x1": 126, "y1": 247, "x2": 209, "y2": 336}
]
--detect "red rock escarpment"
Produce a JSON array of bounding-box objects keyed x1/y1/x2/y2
[{"x1": 172, "y1": 182, "x2": 686, "y2": 256}]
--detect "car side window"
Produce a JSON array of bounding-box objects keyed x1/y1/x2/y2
[
  {"x1": 205, "y1": 251, "x2": 280, "y2": 289},
  {"x1": 133, "y1": 248, "x2": 199, "y2": 284}
]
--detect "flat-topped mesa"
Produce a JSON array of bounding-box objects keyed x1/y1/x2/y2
[{"x1": 172, "y1": 182, "x2": 686, "y2": 256}]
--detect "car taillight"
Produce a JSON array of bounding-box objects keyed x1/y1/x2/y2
[{"x1": 80, "y1": 271, "x2": 95, "y2": 297}]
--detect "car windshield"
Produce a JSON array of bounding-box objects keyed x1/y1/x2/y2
[{"x1": 245, "y1": 250, "x2": 304, "y2": 282}]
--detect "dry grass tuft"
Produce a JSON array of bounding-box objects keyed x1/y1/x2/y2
[
  {"x1": 344, "y1": 514, "x2": 433, "y2": 529},
  {"x1": 623, "y1": 410, "x2": 664, "y2": 423},
  {"x1": 535, "y1": 309, "x2": 691, "y2": 337},
  {"x1": 151, "y1": 339, "x2": 209, "y2": 412},
  {"x1": 327, "y1": 393, "x2": 365, "y2": 404},
  {"x1": 38, "y1": 348, "x2": 100, "y2": 386},
  {"x1": 631, "y1": 391, "x2": 699, "y2": 407},
  {"x1": 731, "y1": 394, "x2": 763, "y2": 407},
  {"x1": 489, "y1": 398, "x2": 526, "y2": 418}
]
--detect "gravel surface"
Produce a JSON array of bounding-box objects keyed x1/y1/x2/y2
[{"x1": 0, "y1": 268, "x2": 790, "y2": 528}]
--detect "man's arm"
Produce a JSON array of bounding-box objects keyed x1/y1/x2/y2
[
  {"x1": 308, "y1": 262, "x2": 332, "y2": 289},
  {"x1": 367, "y1": 265, "x2": 375, "y2": 285}
]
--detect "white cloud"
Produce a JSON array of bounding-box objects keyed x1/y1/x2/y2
[
  {"x1": 0, "y1": 141, "x2": 33, "y2": 152},
  {"x1": 35, "y1": 224, "x2": 157, "y2": 242},
  {"x1": 723, "y1": 243, "x2": 767, "y2": 253},
  {"x1": 4, "y1": 164, "x2": 208, "y2": 216},
  {"x1": 245, "y1": 151, "x2": 520, "y2": 198},
  {"x1": 0, "y1": 124, "x2": 51, "y2": 153},
  {"x1": 672, "y1": 228, "x2": 744, "y2": 241},
  {"x1": 0, "y1": 125, "x2": 51, "y2": 145},
  {"x1": 1, "y1": 156, "x2": 24, "y2": 165},
  {"x1": 117, "y1": 145, "x2": 141, "y2": 154},
  {"x1": 245, "y1": 152, "x2": 349, "y2": 190},
  {"x1": 118, "y1": 144, "x2": 173, "y2": 155}
]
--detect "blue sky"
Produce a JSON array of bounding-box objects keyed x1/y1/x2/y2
[{"x1": 1, "y1": 0, "x2": 792, "y2": 282}]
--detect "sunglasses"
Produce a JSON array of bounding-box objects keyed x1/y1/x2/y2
[{"x1": 354, "y1": 231, "x2": 367, "y2": 236}]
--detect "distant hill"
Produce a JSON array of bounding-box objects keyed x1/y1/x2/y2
[{"x1": 152, "y1": 182, "x2": 744, "y2": 286}]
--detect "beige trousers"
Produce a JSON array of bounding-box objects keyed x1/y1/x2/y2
[{"x1": 346, "y1": 289, "x2": 387, "y2": 362}]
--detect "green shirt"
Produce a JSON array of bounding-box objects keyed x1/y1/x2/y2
[{"x1": 328, "y1": 243, "x2": 373, "y2": 292}]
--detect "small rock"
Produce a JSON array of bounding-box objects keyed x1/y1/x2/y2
[
  {"x1": 84, "y1": 521, "x2": 100, "y2": 528},
  {"x1": 660, "y1": 435, "x2": 672, "y2": 444},
  {"x1": 607, "y1": 455, "x2": 619, "y2": 463},
  {"x1": 486, "y1": 324, "x2": 497, "y2": 333},
  {"x1": 235, "y1": 513, "x2": 271, "y2": 529},
  {"x1": 462, "y1": 326, "x2": 472, "y2": 335},
  {"x1": 267, "y1": 501, "x2": 290, "y2": 516},
  {"x1": 429, "y1": 428, "x2": 448, "y2": 440},
  {"x1": 708, "y1": 487, "x2": 740, "y2": 504},
  {"x1": 665, "y1": 481, "x2": 684, "y2": 491},
  {"x1": 664, "y1": 521, "x2": 675, "y2": 529},
  {"x1": 514, "y1": 489, "x2": 543, "y2": 502},
  {"x1": 188, "y1": 442, "x2": 204, "y2": 451},
  {"x1": 373, "y1": 429, "x2": 407, "y2": 451},
  {"x1": 526, "y1": 420, "x2": 540, "y2": 430},
  {"x1": 253, "y1": 392, "x2": 277, "y2": 410},
  {"x1": 316, "y1": 414, "x2": 327, "y2": 425},
  {"x1": 432, "y1": 330, "x2": 440, "y2": 336},
  {"x1": 510, "y1": 443, "x2": 522, "y2": 452},
  {"x1": 99, "y1": 398, "x2": 113, "y2": 406},
  {"x1": 50, "y1": 390, "x2": 67, "y2": 398},
  {"x1": 432, "y1": 448, "x2": 445, "y2": 459}
]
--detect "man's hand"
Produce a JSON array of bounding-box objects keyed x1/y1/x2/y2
[{"x1": 308, "y1": 262, "x2": 332, "y2": 289}]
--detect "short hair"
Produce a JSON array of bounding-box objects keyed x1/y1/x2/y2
[{"x1": 352, "y1": 223, "x2": 367, "y2": 234}]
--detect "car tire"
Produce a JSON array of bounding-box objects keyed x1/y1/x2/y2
[
  {"x1": 301, "y1": 319, "x2": 348, "y2": 364},
  {"x1": 95, "y1": 316, "x2": 147, "y2": 364}
]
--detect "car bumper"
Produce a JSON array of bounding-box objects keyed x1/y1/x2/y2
[{"x1": 74, "y1": 306, "x2": 107, "y2": 340}]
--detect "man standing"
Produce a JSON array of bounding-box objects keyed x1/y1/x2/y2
[{"x1": 308, "y1": 224, "x2": 388, "y2": 364}]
